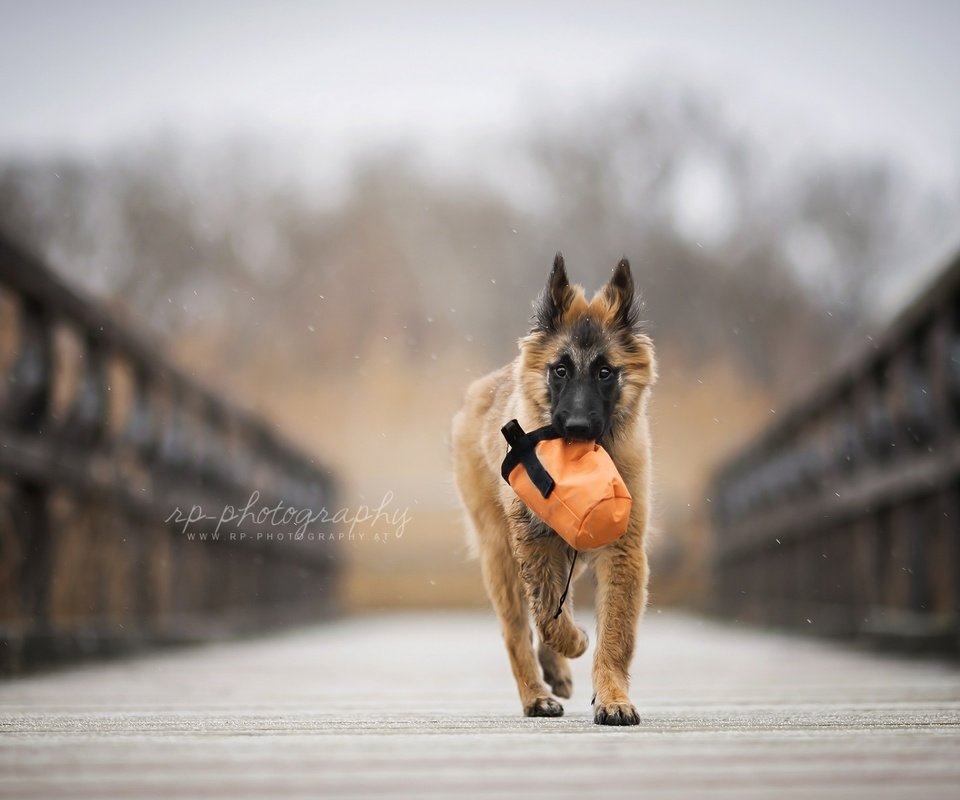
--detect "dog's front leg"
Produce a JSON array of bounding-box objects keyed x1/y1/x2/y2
[
  {"x1": 592, "y1": 536, "x2": 648, "y2": 725},
  {"x1": 512, "y1": 529, "x2": 589, "y2": 660}
]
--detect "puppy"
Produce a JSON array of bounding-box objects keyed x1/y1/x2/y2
[{"x1": 452, "y1": 254, "x2": 656, "y2": 725}]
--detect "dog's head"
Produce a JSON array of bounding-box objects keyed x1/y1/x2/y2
[{"x1": 519, "y1": 253, "x2": 656, "y2": 442}]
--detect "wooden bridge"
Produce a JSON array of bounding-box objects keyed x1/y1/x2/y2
[
  {"x1": 1, "y1": 611, "x2": 958, "y2": 798},
  {"x1": 711, "y1": 250, "x2": 960, "y2": 653},
  {"x1": 0, "y1": 238, "x2": 958, "y2": 796},
  {"x1": 0, "y1": 237, "x2": 339, "y2": 673}
]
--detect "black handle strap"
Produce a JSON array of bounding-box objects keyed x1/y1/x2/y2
[
  {"x1": 553, "y1": 548, "x2": 578, "y2": 619},
  {"x1": 500, "y1": 419, "x2": 562, "y2": 499}
]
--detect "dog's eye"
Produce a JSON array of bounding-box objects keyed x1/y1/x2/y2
[
  {"x1": 553, "y1": 364, "x2": 568, "y2": 379},
  {"x1": 598, "y1": 366, "x2": 614, "y2": 381}
]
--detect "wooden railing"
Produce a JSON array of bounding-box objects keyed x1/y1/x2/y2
[
  {"x1": 0, "y1": 236, "x2": 339, "y2": 672},
  {"x1": 711, "y1": 249, "x2": 960, "y2": 652}
]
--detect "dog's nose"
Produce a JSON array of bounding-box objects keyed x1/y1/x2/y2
[{"x1": 562, "y1": 416, "x2": 594, "y2": 441}]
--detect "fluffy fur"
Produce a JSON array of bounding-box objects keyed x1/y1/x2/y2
[{"x1": 451, "y1": 253, "x2": 657, "y2": 725}]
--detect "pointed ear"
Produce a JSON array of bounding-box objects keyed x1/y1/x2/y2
[
  {"x1": 602, "y1": 257, "x2": 642, "y2": 331},
  {"x1": 532, "y1": 252, "x2": 573, "y2": 332}
]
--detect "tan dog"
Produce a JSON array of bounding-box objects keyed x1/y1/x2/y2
[{"x1": 452, "y1": 254, "x2": 656, "y2": 725}]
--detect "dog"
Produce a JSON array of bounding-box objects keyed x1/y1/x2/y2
[{"x1": 452, "y1": 253, "x2": 656, "y2": 725}]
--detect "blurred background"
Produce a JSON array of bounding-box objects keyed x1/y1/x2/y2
[{"x1": 1, "y1": 1, "x2": 959, "y2": 661}]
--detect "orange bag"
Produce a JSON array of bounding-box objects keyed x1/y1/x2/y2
[{"x1": 500, "y1": 419, "x2": 632, "y2": 551}]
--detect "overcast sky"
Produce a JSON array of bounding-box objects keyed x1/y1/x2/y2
[{"x1": 1, "y1": 0, "x2": 959, "y2": 198}]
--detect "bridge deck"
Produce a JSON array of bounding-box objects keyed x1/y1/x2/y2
[{"x1": 1, "y1": 611, "x2": 959, "y2": 798}]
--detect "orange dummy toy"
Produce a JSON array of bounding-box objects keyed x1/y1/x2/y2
[{"x1": 500, "y1": 419, "x2": 632, "y2": 551}]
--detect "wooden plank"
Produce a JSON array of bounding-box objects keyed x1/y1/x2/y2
[{"x1": 1, "y1": 611, "x2": 958, "y2": 798}]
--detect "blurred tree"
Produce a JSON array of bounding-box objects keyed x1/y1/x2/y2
[{"x1": 0, "y1": 87, "x2": 955, "y2": 398}]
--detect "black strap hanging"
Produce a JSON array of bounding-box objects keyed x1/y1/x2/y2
[{"x1": 553, "y1": 549, "x2": 578, "y2": 619}]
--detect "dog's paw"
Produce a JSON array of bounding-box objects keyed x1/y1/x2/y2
[
  {"x1": 524, "y1": 696, "x2": 564, "y2": 718},
  {"x1": 549, "y1": 676, "x2": 573, "y2": 699},
  {"x1": 538, "y1": 616, "x2": 589, "y2": 660},
  {"x1": 567, "y1": 627, "x2": 589, "y2": 659},
  {"x1": 543, "y1": 624, "x2": 589, "y2": 659},
  {"x1": 594, "y1": 700, "x2": 640, "y2": 726},
  {"x1": 540, "y1": 652, "x2": 574, "y2": 699}
]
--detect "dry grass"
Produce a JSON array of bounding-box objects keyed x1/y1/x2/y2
[{"x1": 173, "y1": 333, "x2": 772, "y2": 611}]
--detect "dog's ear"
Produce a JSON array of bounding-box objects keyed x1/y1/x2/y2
[
  {"x1": 601, "y1": 257, "x2": 642, "y2": 332},
  {"x1": 533, "y1": 252, "x2": 573, "y2": 332}
]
